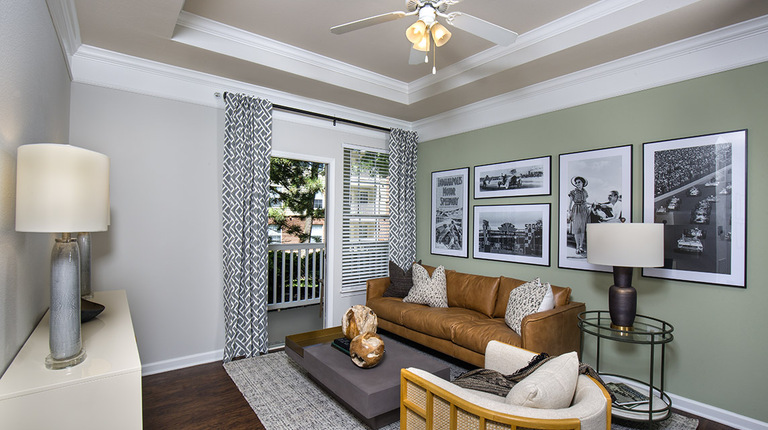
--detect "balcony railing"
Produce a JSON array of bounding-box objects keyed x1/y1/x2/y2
[{"x1": 267, "y1": 243, "x2": 324, "y2": 311}]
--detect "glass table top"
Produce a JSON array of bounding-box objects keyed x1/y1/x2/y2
[{"x1": 578, "y1": 311, "x2": 674, "y2": 344}]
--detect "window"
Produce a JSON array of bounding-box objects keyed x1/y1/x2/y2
[
  {"x1": 314, "y1": 191, "x2": 324, "y2": 210},
  {"x1": 267, "y1": 224, "x2": 282, "y2": 244},
  {"x1": 342, "y1": 146, "x2": 390, "y2": 292},
  {"x1": 310, "y1": 224, "x2": 324, "y2": 243}
]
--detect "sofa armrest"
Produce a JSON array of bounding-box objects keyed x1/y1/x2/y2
[
  {"x1": 520, "y1": 301, "x2": 586, "y2": 357},
  {"x1": 365, "y1": 277, "x2": 390, "y2": 302}
]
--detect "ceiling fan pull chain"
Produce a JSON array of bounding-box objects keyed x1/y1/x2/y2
[{"x1": 432, "y1": 34, "x2": 437, "y2": 74}]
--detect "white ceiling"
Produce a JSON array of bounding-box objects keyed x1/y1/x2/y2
[{"x1": 69, "y1": 0, "x2": 768, "y2": 123}]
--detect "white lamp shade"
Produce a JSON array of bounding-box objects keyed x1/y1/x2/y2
[
  {"x1": 16, "y1": 144, "x2": 110, "y2": 233},
  {"x1": 587, "y1": 223, "x2": 664, "y2": 268}
]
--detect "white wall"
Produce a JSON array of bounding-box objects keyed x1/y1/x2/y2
[
  {"x1": 0, "y1": 0, "x2": 72, "y2": 375},
  {"x1": 69, "y1": 83, "x2": 387, "y2": 372}
]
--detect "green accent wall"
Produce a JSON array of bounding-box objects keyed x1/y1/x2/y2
[{"x1": 415, "y1": 61, "x2": 768, "y2": 422}]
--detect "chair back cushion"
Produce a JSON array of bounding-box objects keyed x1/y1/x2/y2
[{"x1": 506, "y1": 351, "x2": 579, "y2": 409}]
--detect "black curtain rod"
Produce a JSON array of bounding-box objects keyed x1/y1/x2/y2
[{"x1": 217, "y1": 92, "x2": 391, "y2": 133}]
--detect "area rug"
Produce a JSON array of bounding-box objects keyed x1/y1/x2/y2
[{"x1": 224, "y1": 351, "x2": 697, "y2": 430}]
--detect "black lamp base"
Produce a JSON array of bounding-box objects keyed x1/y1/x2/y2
[{"x1": 609, "y1": 266, "x2": 637, "y2": 330}]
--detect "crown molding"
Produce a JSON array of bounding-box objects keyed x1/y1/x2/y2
[
  {"x1": 64, "y1": 7, "x2": 768, "y2": 143},
  {"x1": 170, "y1": 1, "x2": 701, "y2": 106},
  {"x1": 172, "y1": 11, "x2": 410, "y2": 104},
  {"x1": 45, "y1": 0, "x2": 81, "y2": 79},
  {"x1": 415, "y1": 15, "x2": 768, "y2": 142},
  {"x1": 69, "y1": 45, "x2": 411, "y2": 135},
  {"x1": 407, "y1": 0, "x2": 700, "y2": 102}
]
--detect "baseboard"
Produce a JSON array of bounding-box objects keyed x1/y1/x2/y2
[
  {"x1": 609, "y1": 375, "x2": 766, "y2": 430},
  {"x1": 669, "y1": 392, "x2": 768, "y2": 430},
  {"x1": 141, "y1": 349, "x2": 224, "y2": 376}
]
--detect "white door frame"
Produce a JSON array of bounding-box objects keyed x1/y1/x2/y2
[{"x1": 271, "y1": 150, "x2": 335, "y2": 327}]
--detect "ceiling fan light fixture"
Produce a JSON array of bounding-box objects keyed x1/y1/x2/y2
[
  {"x1": 413, "y1": 32, "x2": 431, "y2": 52},
  {"x1": 431, "y1": 23, "x2": 451, "y2": 47},
  {"x1": 405, "y1": 20, "x2": 427, "y2": 44}
]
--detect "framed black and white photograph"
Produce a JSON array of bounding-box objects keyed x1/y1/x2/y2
[
  {"x1": 642, "y1": 130, "x2": 747, "y2": 288},
  {"x1": 473, "y1": 204, "x2": 550, "y2": 266},
  {"x1": 431, "y1": 167, "x2": 469, "y2": 258},
  {"x1": 474, "y1": 156, "x2": 551, "y2": 198},
  {"x1": 558, "y1": 145, "x2": 633, "y2": 272}
]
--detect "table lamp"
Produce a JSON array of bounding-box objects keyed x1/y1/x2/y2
[
  {"x1": 16, "y1": 144, "x2": 110, "y2": 369},
  {"x1": 586, "y1": 222, "x2": 664, "y2": 331}
]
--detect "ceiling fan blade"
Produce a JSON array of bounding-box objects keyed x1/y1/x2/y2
[
  {"x1": 445, "y1": 12, "x2": 518, "y2": 46},
  {"x1": 331, "y1": 11, "x2": 407, "y2": 35},
  {"x1": 409, "y1": 47, "x2": 428, "y2": 65}
]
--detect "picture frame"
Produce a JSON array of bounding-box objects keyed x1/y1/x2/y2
[
  {"x1": 473, "y1": 156, "x2": 551, "y2": 198},
  {"x1": 473, "y1": 203, "x2": 551, "y2": 266},
  {"x1": 558, "y1": 145, "x2": 633, "y2": 272},
  {"x1": 431, "y1": 167, "x2": 470, "y2": 258},
  {"x1": 642, "y1": 130, "x2": 747, "y2": 288}
]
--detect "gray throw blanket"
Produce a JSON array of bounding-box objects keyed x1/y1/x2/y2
[{"x1": 453, "y1": 352, "x2": 615, "y2": 401}]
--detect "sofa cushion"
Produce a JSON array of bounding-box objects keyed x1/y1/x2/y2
[
  {"x1": 404, "y1": 264, "x2": 448, "y2": 308},
  {"x1": 451, "y1": 318, "x2": 522, "y2": 354},
  {"x1": 506, "y1": 351, "x2": 579, "y2": 409},
  {"x1": 493, "y1": 276, "x2": 527, "y2": 318},
  {"x1": 366, "y1": 297, "x2": 425, "y2": 325},
  {"x1": 538, "y1": 283, "x2": 555, "y2": 312},
  {"x1": 445, "y1": 271, "x2": 500, "y2": 318},
  {"x1": 419, "y1": 264, "x2": 455, "y2": 277},
  {"x1": 383, "y1": 260, "x2": 419, "y2": 298},
  {"x1": 551, "y1": 285, "x2": 571, "y2": 307},
  {"x1": 505, "y1": 278, "x2": 548, "y2": 335},
  {"x1": 494, "y1": 277, "x2": 571, "y2": 318},
  {"x1": 400, "y1": 307, "x2": 487, "y2": 340}
]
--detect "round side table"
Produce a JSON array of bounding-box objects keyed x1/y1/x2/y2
[{"x1": 578, "y1": 311, "x2": 674, "y2": 426}]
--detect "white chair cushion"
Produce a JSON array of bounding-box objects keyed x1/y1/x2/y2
[{"x1": 506, "y1": 351, "x2": 579, "y2": 409}]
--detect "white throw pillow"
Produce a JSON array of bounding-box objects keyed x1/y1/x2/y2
[
  {"x1": 537, "y1": 282, "x2": 555, "y2": 313},
  {"x1": 506, "y1": 351, "x2": 579, "y2": 409},
  {"x1": 504, "y1": 278, "x2": 547, "y2": 334},
  {"x1": 403, "y1": 264, "x2": 448, "y2": 308}
]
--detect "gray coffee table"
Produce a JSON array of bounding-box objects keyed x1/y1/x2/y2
[{"x1": 285, "y1": 327, "x2": 451, "y2": 429}]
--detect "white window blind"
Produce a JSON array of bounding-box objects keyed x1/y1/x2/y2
[{"x1": 342, "y1": 146, "x2": 390, "y2": 292}]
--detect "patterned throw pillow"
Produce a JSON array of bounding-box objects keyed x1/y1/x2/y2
[
  {"x1": 504, "y1": 278, "x2": 548, "y2": 334},
  {"x1": 403, "y1": 264, "x2": 448, "y2": 308},
  {"x1": 383, "y1": 260, "x2": 420, "y2": 298}
]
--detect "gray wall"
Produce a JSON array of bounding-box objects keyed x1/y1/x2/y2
[
  {"x1": 0, "y1": 0, "x2": 72, "y2": 375},
  {"x1": 68, "y1": 83, "x2": 387, "y2": 369},
  {"x1": 415, "y1": 61, "x2": 768, "y2": 422},
  {"x1": 69, "y1": 84, "x2": 226, "y2": 367}
]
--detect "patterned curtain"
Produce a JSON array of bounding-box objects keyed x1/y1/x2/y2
[
  {"x1": 222, "y1": 93, "x2": 273, "y2": 361},
  {"x1": 388, "y1": 128, "x2": 419, "y2": 269}
]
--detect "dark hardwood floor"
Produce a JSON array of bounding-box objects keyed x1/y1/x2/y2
[
  {"x1": 143, "y1": 358, "x2": 736, "y2": 430},
  {"x1": 143, "y1": 361, "x2": 264, "y2": 430}
]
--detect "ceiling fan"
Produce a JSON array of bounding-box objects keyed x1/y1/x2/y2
[{"x1": 330, "y1": 0, "x2": 518, "y2": 74}]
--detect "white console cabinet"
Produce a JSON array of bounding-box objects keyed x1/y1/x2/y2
[{"x1": 0, "y1": 290, "x2": 142, "y2": 429}]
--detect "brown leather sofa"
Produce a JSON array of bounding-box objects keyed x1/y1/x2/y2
[{"x1": 366, "y1": 265, "x2": 585, "y2": 367}]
